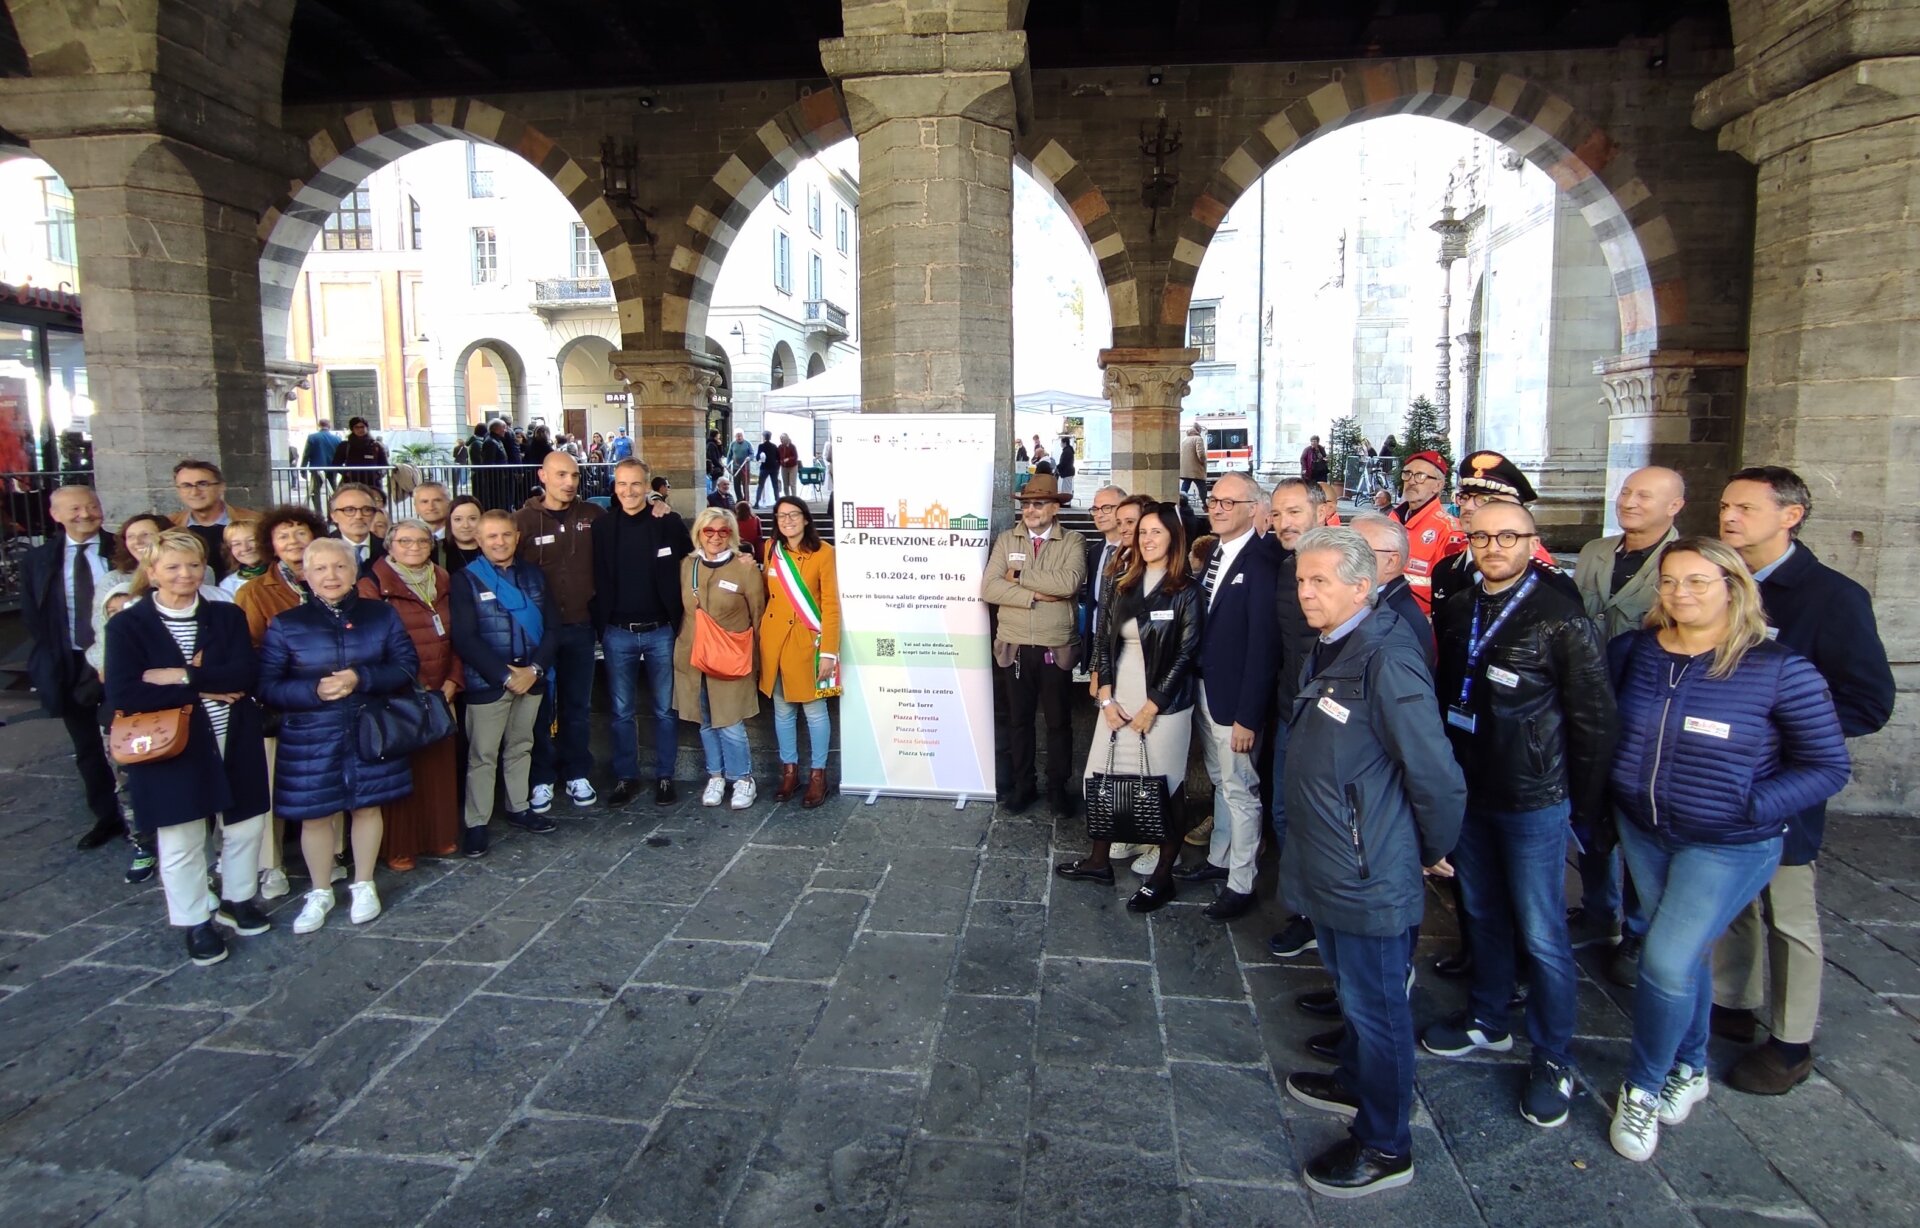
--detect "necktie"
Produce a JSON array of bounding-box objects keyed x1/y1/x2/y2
[
  {"x1": 1030, "y1": 535, "x2": 1045, "y2": 559},
  {"x1": 72, "y1": 542, "x2": 94, "y2": 649},
  {"x1": 1202, "y1": 547, "x2": 1222, "y2": 598}
]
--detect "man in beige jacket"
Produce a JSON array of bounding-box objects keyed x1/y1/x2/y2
[
  {"x1": 1180, "y1": 423, "x2": 1208, "y2": 508},
  {"x1": 983, "y1": 473, "x2": 1087, "y2": 816}
]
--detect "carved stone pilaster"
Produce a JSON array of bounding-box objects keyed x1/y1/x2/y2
[
  {"x1": 264, "y1": 357, "x2": 317, "y2": 475},
  {"x1": 610, "y1": 349, "x2": 723, "y2": 516},
  {"x1": 1594, "y1": 349, "x2": 1747, "y2": 536},
  {"x1": 1099, "y1": 347, "x2": 1199, "y2": 503}
]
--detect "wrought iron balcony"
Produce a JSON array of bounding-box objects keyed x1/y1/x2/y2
[
  {"x1": 532, "y1": 277, "x2": 613, "y2": 309},
  {"x1": 802, "y1": 298, "x2": 848, "y2": 339}
]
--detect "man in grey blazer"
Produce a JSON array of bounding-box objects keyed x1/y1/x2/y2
[{"x1": 1569, "y1": 465, "x2": 1685, "y2": 982}]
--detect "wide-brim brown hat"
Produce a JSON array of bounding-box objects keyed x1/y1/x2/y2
[{"x1": 1015, "y1": 473, "x2": 1070, "y2": 504}]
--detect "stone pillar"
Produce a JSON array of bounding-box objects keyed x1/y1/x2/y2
[
  {"x1": 1699, "y1": 43, "x2": 1920, "y2": 813},
  {"x1": 821, "y1": 5, "x2": 1028, "y2": 508},
  {"x1": 1100, "y1": 348, "x2": 1198, "y2": 504},
  {"x1": 265, "y1": 358, "x2": 319, "y2": 475},
  {"x1": 1595, "y1": 350, "x2": 1745, "y2": 538},
  {"x1": 611, "y1": 350, "x2": 719, "y2": 519}
]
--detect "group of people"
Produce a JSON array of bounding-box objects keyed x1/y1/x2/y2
[
  {"x1": 987, "y1": 451, "x2": 1887, "y2": 1196},
  {"x1": 712, "y1": 429, "x2": 804, "y2": 508},
  {"x1": 24, "y1": 449, "x2": 843, "y2": 970}
]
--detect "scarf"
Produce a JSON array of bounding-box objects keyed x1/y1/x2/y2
[
  {"x1": 234, "y1": 562, "x2": 268, "y2": 584},
  {"x1": 467, "y1": 556, "x2": 544, "y2": 649},
  {"x1": 275, "y1": 561, "x2": 312, "y2": 604},
  {"x1": 697, "y1": 548, "x2": 735, "y2": 567},
  {"x1": 386, "y1": 556, "x2": 438, "y2": 607}
]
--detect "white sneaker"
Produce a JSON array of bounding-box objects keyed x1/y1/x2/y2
[
  {"x1": 259, "y1": 867, "x2": 289, "y2": 900},
  {"x1": 566, "y1": 777, "x2": 598, "y2": 807},
  {"x1": 730, "y1": 777, "x2": 757, "y2": 810},
  {"x1": 1610, "y1": 1084, "x2": 1662, "y2": 1162},
  {"x1": 1131, "y1": 848, "x2": 1161, "y2": 876},
  {"x1": 348, "y1": 880, "x2": 382, "y2": 924},
  {"x1": 293, "y1": 888, "x2": 335, "y2": 935},
  {"x1": 531, "y1": 783, "x2": 555, "y2": 814},
  {"x1": 1657, "y1": 1064, "x2": 1709, "y2": 1125},
  {"x1": 1109, "y1": 843, "x2": 1149, "y2": 860},
  {"x1": 701, "y1": 776, "x2": 728, "y2": 807}
]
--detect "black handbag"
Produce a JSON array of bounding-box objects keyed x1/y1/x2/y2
[
  {"x1": 356, "y1": 683, "x2": 455, "y2": 763},
  {"x1": 1085, "y1": 730, "x2": 1171, "y2": 845}
]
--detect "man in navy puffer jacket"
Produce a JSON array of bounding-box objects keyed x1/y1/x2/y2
[{"x1": 1712, "y1": 467, "x2": 1893, "y2": 1095}]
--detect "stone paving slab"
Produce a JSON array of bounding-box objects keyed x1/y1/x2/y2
[{"x1": 0, "y1": 707, "x2": 1918, "y2": 1225}]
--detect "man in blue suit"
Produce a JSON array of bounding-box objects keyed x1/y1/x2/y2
[{"x1": 1174, "y1": 471, "x2": 1282, "y2": 920}]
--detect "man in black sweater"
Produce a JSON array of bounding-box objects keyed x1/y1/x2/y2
[
  {"x1": 1265, "y1": 478, "x2": 1321, "y2": 956},
  {"x1": 592, "y1": 458, "x2": 694, "y2": 807}
]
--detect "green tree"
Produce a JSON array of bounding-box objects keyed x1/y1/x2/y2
[
  {"x1": 1327, "y1": 415, "x2": 1365, "y2": 494},
  {"x1": 1396, "y1": 395, "x2": 1451, "y2": 484}
]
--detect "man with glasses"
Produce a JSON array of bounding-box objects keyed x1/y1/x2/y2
[
  {"x1": 1079, "y1": 486, "x2": 1127, "y2": 683},
  {"x1": 1422, "y1": 500, "x2": 1615, "y2": 1130},
  {"x1": 328, "y1": 482, "x2": 386, "y2": 573},
  {"x1": 1352, "y1": 512, "x2": 1432, "y2": 668},
  {"x1": 593, "y1": 458, "x2": 691, "y2": 808},
  {"x1": 1389, "y1": 451, "x2": 1456, "y2": 615},
  {"x1": 1173, "y1": 472, "x2": 1281, "y2": 921},
  {"x1": 170, "y1": 459, "x2": 256, "y2": 579},
  {"x1": 1430, "y1": 452, "x2": 1571, "y2": 612}
]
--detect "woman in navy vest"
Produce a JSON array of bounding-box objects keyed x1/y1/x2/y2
[{"x1": 1604, "y1": 537, "x2": 1849, "y2": 1163}]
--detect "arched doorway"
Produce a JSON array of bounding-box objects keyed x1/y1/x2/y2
[
  {"x1": 806, "y1": 352, "x2": 826, "y2": 379},
  {"x1": 769, "y1": 341, "x2": 795, "y2": 391},
  {"x1": 453, "y1": 339, "x2": 526, "y2": 429},
  {"x1": 557, "y1": 334, "x2": 622, "y2": 442}
]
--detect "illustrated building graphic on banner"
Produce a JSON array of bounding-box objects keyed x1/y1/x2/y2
[{"x1": 840, "y1": 500, "x2": 990, "y2": 532}]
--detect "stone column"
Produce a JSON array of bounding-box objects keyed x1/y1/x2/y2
[
  {"x1": 1100, "y1": 348, "x2": 1198, "y2": 504},
  {"x1": 1595, "y1": 350, "x2": 1745, "y2": 538},
  {"x1": 265, "y1": 358, "x2": 319, "y2": 475},
  {"x1": 821, "y1": 6, "x2": 1029, "y2": 507},
  {"x1": 611, "y1": 350, "x2": 719, "y2": 519}
]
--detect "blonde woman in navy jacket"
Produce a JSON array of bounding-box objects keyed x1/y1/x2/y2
[{"x1": 1603, "y1": 537, "x2": 1849, "y2": 1164}]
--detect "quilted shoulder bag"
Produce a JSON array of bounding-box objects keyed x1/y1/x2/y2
[{"x1": 1085, "y1": 730, "x2": 1171, "y2": 846}]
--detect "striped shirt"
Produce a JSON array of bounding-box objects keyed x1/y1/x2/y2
[{"x1": 156, "y1": 600, "x2": 230, "y2": 740}]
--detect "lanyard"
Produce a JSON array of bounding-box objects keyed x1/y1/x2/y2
[{"x1": 1455, "y1": 570, "x2": 1537, "y2": 709}]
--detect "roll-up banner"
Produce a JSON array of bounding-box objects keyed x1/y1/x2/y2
[{"x1": 831, "y1": 414, "x2": 996, "y2": 800}]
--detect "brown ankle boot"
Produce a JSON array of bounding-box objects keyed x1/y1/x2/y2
[
  {"x1": 774, "y1": 763, "x2": 800, "y2": 801},
  {"x1": 802, "y1": 769, "x2": 829, "y2": 809}
]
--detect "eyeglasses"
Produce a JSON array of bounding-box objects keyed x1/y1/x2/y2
[
  {"x1": 175, "y1": 480, "x2": 221, "y2": 492},
  {"x1": 390, "y1": 537, "x2": 433, "y2": 550},
  {"x1": 775, "y1": 512, "x2": 806, "y2": 523},
  {"x1": 1464, "y1": 530, "x2": 1536, "y2": 549},
  {"x1": 700, "y1": 527, "x2": 732, "y2": 536},
  {"x1": 334, "y1": 505, "x2": 377, "y2": 516},
  {"x1": 1401, "y1": 470, "x2": 1441, "y2": 484},
  {"x1": 1205, "y1": 497, "x2": 1254, "y2": 510},
  {"x1": 1657, "y1": 575, "x2": 1728, "y2": 594}
]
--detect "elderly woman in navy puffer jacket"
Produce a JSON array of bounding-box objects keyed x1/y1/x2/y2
[
  {"x1": 1601, "y1": 537, "x2": 1849, "y2": 1166},
  {"x1": 259, "y1": 536, "x2": 420, "y2": 938}
]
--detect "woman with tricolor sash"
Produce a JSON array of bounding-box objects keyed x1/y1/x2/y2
[{"x1": 759, "y1": 496, "x2": 841, "y2": 809}]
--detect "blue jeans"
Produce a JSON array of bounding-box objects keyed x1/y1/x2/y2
[
  {"x1": 698, "y1": 688, "x2": 751, "y2": 780},
  {"x1": 1452, "y1": 799, "x2": 1580, "y2": 1067},
  {"x1": 1617, "y1": 820, "x2": 1782, "y2": 1094},
  {"x1": 1576, "y1": 842, "x2": 1649, "y2": 939},
  {"x1": 1318, "y1": 925, "x2": 1417, "y2": 1156},
  {"x1": 603, "y1": 624, "x2": 678, "y2": 781},
  {"x1": 774, "y1": 693, "x2": 831, "y2": 771},
  {"x1": 530, "y1": 622, "x2": 596, "y2": 787}
]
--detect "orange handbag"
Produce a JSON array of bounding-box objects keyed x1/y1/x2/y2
[
  {"x1": 109, "y1": 705, "x2": 194, "y2": 765},
  {"x1": 689, "y1": 568, "x2": 754, "y2": 680}
]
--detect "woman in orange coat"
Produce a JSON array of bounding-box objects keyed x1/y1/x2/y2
[{"x1": 758, "y1": 496, "x2": 841, "y2": 807}]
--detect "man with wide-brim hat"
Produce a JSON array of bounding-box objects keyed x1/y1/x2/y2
[
  {"x1": 983, "y1": 471, "x2": 1086, "y2": 815},
  {"x1": 1390, "y1": 450, "x2": 1457, "y2": 615}
]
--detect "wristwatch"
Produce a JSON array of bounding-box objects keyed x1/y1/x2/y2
[{"x1": 1098, "y1": 698, "x2": 1113, "y2": 709}]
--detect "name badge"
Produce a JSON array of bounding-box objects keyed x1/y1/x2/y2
[
  {"x1": 719, "y1": 579, "x2": 740, "y2": 593},
  {"x1": 1683, "y1": 716, "x2": 1731, "y2": 739},
  {"x1": 1446, "y1": 706, "x2": 1477, "y2": 733},
  {"x1": 478, "y1": 591, "x2": 497, "y2": 602},
  {"x1": 1149, "y1": 609, "x2": 1175, "y2": 622},
  {"x1": 535, "y1": 534, "x2": 556, "y2": 546},
  {"x1": 1764, "y1": 626, "x2": 1780, "y2": 640},
  {"x1": 1317, "y1": 696, "x2": 1350, "y2": 724},
  {"x1": 657, "y1": 546, "x2": 673, "y2": 557},
  {"x1": 430, "y1": 613, "x2": 445, "y2": 637},
  {"x1": 1485, "y1": 665, "x2": 1521, "y2": 688},
  {"x1": 1008, "y1": 552, "x2": 1027, "y2": 563}
]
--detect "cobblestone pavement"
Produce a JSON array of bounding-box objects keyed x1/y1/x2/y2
[{"x1": 1, "y1": 710, "x2": 1918, "y2": 1228}]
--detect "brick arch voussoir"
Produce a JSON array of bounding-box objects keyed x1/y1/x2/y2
[
  {"x1": 665, "y1": 90, "x2": 854, "y2": 352},
  {"x1": 260, "y1": 98, "x2": 643, "y2": 356},
  {"x1": 1167, "y1": 57, "x2": 1679, "y2": 355}
]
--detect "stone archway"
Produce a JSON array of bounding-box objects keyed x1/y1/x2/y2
[
  {"x1": 452, "y1": 338, "x2": 527, "y2": 429},
  {"x1": 259, "y1": 99, "x2": 642, "y2": 363}
]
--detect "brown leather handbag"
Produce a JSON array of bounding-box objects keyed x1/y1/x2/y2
[{"x1": 109, "y1": 705, "x2": 194, "y2": 765}]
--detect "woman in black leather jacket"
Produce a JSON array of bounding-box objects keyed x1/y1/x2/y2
[{"x1": 1057, "y1": 502, "x2": 1205, "y2": 911}]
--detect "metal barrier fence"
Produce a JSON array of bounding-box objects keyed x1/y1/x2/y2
[{"x1": 0, "y1": 469, "x2": 96, "y2": 610}]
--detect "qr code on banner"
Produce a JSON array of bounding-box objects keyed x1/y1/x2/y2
[{"x1": 876, "y1": 638, "x2": 896, "y2": 659}]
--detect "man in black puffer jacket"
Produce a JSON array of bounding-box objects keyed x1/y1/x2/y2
[{"x1": 1423, "y1": 501, "x2": 1616, "y2": 1131}]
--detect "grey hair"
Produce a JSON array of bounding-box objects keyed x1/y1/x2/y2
[
  {"x1": 1216, "y1": 470, "x2": 1265, "y2": 502},
  {"x1": 302, "y1": 536, "x2": 358, "y2": 572},
  {"x1": 1274, "y1": 476, "x2": 1325, "y2": 507},
  {"x1": 388, "y1": 518, "x2": 434, "y2": 542},
  {"x1": 1093, "y1": 483, "x2": 1127, "y2": 500},
  {"x1": 1295, "y1": 526, "x2": 1380, "y2": 606},
  {"x1": 1349, "y1": 511, "x2": 1408, "y2": 565}
]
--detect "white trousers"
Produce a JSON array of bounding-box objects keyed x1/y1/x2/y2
[
  {"x1": 158, "y1": 815, "x2": 264, "y2": 927},
  {"x1": 1198, "y1": 690, "x2": 1264, "y2": 894}
]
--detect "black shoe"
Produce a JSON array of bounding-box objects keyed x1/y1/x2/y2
[
  {"x1": 1268, "y1": 914, "x2": 1318, "y2": 958},
  {"x1": 1001, "y1": 788, "x2": 1037, "y2": 816},
  {"x1": 1285, "y1": 1070, "x2": 1359, "y2": 1120},
  {"x1": 463, "y1": 824, "x2": 490, "y2": 858},
  {"x1": 1306, "y1": 1026, "x2": 1347, "y2": 1063},
  {"x1": 125, "y1": 841, "x2": 157, "y2": 885},
  {"x1": 1127, "y1": 882, "x2": 1177, "y2": 913},
  {"x1": 214, "y1": 898, "x2": 271, "y2": 936},
  {"x1": 1173, "y1": 861, "x2": 1229, "y2": 884},
  {"x1": 1608, "y1": 935, "x2": 1642, "y2": 988},
  {"x1": 654, "y1": 778, "x2": 677, "y2": 806},
  {"x1": 1047, "y1": 788, "x2": 1075, "y2": 818},
  {"x1": 1295, "y1": 987, "x2": 1343, "y2": 1018},
  {"x1": 607, "y1": 779, "x2": 643, "y2": 808},
  {"x1": 185, "y1": 920, "x2": 228, "y2": 967},
  {"x1": 506, "y1": 810, "x2": 557, "y2": 834},
  {"x1": 1521, "y1": 1055, "x2": 1575, "y2": 1128},
  {"x1": 1432, "y1": 950, "x2": 1472, "y2": 979},
  {"x1": 1204, "y1": 888, "x2": 1255, "y2": 921},
  {"x1": 1303, "y1": 1137, "x2": 1413, "y2": 1199},
  {"x1": 77, "y1": 819, "x2": 125, "y2": 851},
  {"x1": 1054, "y1": 859, "x2": 1115, "y2": 885}
]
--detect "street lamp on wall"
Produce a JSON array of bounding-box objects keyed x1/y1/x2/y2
[
  {"x1": 600, "y1": 136, "x2": 657, "y2": 254},
  {"x1": 729, "y1": 322, "x2": 748, "y2": 353}
]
